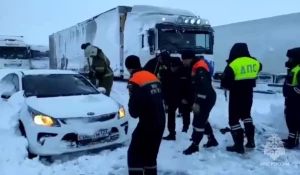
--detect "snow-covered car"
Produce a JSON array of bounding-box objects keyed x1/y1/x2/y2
[{"x1": 0, "y1": 69, "x2": 129, "y2": 158}]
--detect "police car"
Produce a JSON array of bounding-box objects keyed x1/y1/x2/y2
[{"x1": 0, "y1": 69, "x2": 129, "y2": 158}]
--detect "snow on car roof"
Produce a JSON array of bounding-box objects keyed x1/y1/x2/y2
[{"x1": 21, "y1": 69, "x2": 78, "y2": 75}]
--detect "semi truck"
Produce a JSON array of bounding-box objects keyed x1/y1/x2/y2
[
  {"x1": 49, "y1": 5, "x2": 215, "y2": 79},
  {"x1": 0, "y1": 35, "x2": 31, "y2": 69}
]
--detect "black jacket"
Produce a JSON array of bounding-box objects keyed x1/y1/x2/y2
[
  {"x1": 162, "y1": 69, "x2": 182, "y2": 106},
  {"x1": 178, "y1": 66, "x2": 194, "y2": 105},
  {"x1": 127, "y1": 69, "x2": 165, "y2": 134},
  {"x1": 221, "y1": 43, "x2": 263, "y2": 92},
  {"x1": 191, "y1": 58, "x2": 216, "y2": 105},
  {"x1": 144, "y1": 57, "x2": 159, "y2": 74},
  {"x1": 144, "y1": 54, "x2": 170, "y2": 75}
]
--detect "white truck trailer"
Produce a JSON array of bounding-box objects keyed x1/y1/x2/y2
[
  {"x1": 213, "y1": 12, "x2": 300, "y2": 76},
  {"x1": 0, "y1": 35, "x2": 31, "y2": 69},
  {"x1": 49, "y1": 5, "x2": 215, "y2": 79}
]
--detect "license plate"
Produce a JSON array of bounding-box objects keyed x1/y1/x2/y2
[{"x1": 77, "y1": 129, "x2": 109, "y2": 141}]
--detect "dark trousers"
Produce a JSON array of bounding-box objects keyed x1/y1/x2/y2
[
  {"x1": 285, "y1": 104, "x2": 300, "y2": 142},
  {"x1": 179, "y1": 104, "x2": 191, "y2": 130},
  {"x1": 127, "y1": 130, "x2": 163, "y2": 175},
  {"x1": 228, "y1": 94, "x2": 255, "y2": 142},
  {"x1": 167, "y1": 104, "x2": 177, "y2": 135},
  {"x1": 191, "y1": 98, "x2": 215, "y2": 145}
]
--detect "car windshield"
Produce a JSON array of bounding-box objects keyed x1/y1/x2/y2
[
  {"x1": 0, "y1": 46, "x2": 29, "y2": 59},
  {"x1": 22, "y1": 74, "x2": 99, "y2": 97}
]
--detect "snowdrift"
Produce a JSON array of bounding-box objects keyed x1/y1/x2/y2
[{"x1": 0, "y1": 82, "x2": 298, "y2": 175}]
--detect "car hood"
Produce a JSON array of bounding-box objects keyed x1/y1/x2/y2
[{"x1": 26, "y1": 94, "x2": 120, "y2": 118}]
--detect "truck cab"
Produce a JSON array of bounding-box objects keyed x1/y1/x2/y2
[
  {"x1": 0, "y1": 35, "x2": 31, "y2": 69},
  {"x1": 122, "y1": 6, "x2": 214, "y2": 78},
  {"x1": 28, "y1": 45, "x2": 50, "y2": 69}
]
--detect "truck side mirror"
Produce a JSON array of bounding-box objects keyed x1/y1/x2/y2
[{"x1": 147, "y1": 30, "x2": 155, "y2": 55}]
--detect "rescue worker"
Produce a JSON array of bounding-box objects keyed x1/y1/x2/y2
[
  {"x1": 220, "y1": 43, "x2": 262, "y2": 154},
  {"x1": 144, "y1": 50, "x2": 170, "y2": 111},
  {"x1": 178, "y1": 62, "x2": 193, "y2": 133},
  {"x1": 143, "y1": 49, "x2": 170, "y2": 79},
  {"x1": 125, "y1": 55, "x2": 165, "y2": 175},
  {"x1": 282, "y1": 47, "x2": 300, "y2": 149},
  {"x1": 181, "y1": 51, "x2": 218, "y2": 155},
  {"x1": 81, "y1": 43, "x2": 114, "y2": 96},
  {"x1": 162, "y1": 57, "x2": 184, "y2": 140}
]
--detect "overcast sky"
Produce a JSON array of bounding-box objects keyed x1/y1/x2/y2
[{"x1": 0, "y1": 0, "x2": 299, "y2": 45}]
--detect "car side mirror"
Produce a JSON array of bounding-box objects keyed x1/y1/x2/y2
[
  {"x1": 97, "y1": 87, "x2": 106, "y2": 94},
  {"x1": 1, "y1": 91, "x2": 13, "y2": 99}
]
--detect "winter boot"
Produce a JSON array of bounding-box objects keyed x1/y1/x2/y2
[
  {"x1": 226, "y1": 129, "x2": 245, "y2": 154},
  {"x1": 244, "y1": 124, "x2": 255, "y2": 148},
  {"x1": 284, "y1": 134, "x2": 299, "y2": 149},
  {"x1": 163, "y1": 134, "x2": 176, "y2": 141},
  {"x1": 183, "y1": 142, "x2": 199, "y2": 155},
  {"x1": 203, "y1": 134, "x2": 218, "y2": 148}
]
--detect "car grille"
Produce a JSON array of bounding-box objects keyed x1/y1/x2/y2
[{"x1": 60, "y1": 113, "x2": 117, "y2": 124}]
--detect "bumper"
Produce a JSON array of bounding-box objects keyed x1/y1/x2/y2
[{"x1": 26, "y1": 118, "x2": 129, "y2": 156}]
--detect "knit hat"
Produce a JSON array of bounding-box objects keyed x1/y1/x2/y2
[
  {"x1": 181, "y1": 50, "x2": 196, "y2": 60},
  {"x1": 170, "y1": 57, "x2": 182, "y2": 67},
  {"x1": 125, "y1": 55, "x2": 141, "y2": 69}
]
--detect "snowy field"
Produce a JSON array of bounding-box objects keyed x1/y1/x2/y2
[{"x1": 0, "y1": 69, "x2": 299, "y2": 175}]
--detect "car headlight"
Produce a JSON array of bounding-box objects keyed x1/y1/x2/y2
[
  {"x1": 118, "y1": 107, "x2": 126, "y2": 119},
  {"x1": 33, "y1": 115, "x2": 57, "y2": 126},
  {"x1": 28, "y1": 107, "x2": 61, "y2": 127}
]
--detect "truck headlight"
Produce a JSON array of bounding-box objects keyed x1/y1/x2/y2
[
  {"x1": 118, "y1": 107, "x2": 126, "y2": 119},
  {"x1": 196, "y1": 19, "x2": 201, "y2": 25}
]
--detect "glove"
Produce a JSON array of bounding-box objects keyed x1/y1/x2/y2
[{"x1": 192, "y1": 103, "x2": 200, "y2": 114}]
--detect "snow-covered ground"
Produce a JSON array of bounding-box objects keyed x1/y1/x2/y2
[{"x1": 0, "y1": 70, "x2": 299, "y2": 175}]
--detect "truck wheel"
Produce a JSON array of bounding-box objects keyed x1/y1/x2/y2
[{"x1": 18, "y1": 120, "x2": 38, "y2": 159}]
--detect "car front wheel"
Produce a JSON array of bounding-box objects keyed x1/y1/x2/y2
[{"x1": 18, "y1": 120, "x2": 38, "y2": 159}]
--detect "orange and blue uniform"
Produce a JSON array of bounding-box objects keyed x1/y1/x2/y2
[
  {"x1": 183, "y1": 58, "x2": 218, "y2": 155},
  {"x1": 127, "y1": 69, "x2": 165, "y2": 175}
]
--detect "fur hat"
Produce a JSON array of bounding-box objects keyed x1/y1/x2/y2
[{"x1": 81, "y1": 43, "x2": 98, "y2": 57}]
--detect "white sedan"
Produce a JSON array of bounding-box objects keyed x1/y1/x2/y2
[{"x1": 0, "y1": 69, "x2": 129, "y2": 158}]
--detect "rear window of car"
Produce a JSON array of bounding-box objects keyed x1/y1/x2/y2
[{"x1": 22, "y1": 74, "x2": 99, "y2": 97}]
